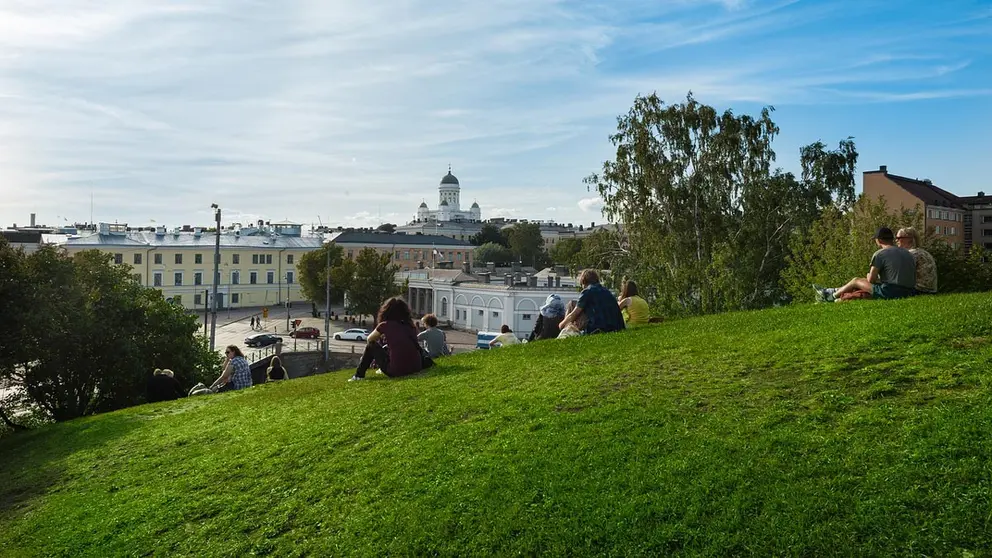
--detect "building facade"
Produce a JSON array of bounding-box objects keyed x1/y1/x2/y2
[
  {"x1": 64, "y1": 221, "x2": 321, "y2": 311},
  {"x1": 330, "y1": 231, "x2": 474, "y2": 272}
]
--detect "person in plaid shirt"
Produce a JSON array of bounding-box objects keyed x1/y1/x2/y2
[{"x1": 210, "y1": 345, "x2": 253, "y2": 391}]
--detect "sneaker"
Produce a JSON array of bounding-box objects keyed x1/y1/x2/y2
[
  {"x1": 812, "y1": 284, "x2": 828, "y2": 303},
  {"x1": 348, "y1": 375, "x2": 364, "y2": 382}
]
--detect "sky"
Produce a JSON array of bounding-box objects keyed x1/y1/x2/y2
[{"x1": 1, "y1": 0, "x2": 990, "y2": 231}]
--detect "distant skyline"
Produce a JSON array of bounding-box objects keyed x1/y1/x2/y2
[{"x1": 1, "y1": 0, "x2": 990, "y2": 230}]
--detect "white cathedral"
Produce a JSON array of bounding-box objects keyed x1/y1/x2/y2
[{"x1": 414, "y1": 168, "x2": 481, "y2": 223}]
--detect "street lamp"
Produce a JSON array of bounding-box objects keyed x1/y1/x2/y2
[
  {"x1": 209, "y1": 204, "x2": 221, "y2": 352},
  {"x1": 323, "y1": 238, "x2": 332, "y2": 362}
]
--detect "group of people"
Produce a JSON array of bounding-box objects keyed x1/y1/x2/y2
[
  {"x1": 248, "y1": 315, "x2": 264, "y2": 330},
  {"x1": 146, "y1": 346, "x2": 289, "y2": 402},
  {"x1": 814, "y1": 226, "x2": 937, "y2": 303}
]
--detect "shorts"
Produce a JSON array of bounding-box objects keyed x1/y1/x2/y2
[{"x1": 871, "y1": 283, "x2": 915, "y2": 300}]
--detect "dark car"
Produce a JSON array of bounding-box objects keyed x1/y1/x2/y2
[
  {"x1": 244, "y1": 333, "x2": 283, "y2": 348},
  {"x1": 290, "y1": 326, "x2": 320, "y2": 339}
]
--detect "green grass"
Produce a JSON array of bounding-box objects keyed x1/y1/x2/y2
[{"x1": 3, "y1": 294, "x2": 992, "y2": 556}]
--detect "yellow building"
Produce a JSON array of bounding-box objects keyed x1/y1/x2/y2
[{"x1": 64, "y1": 222, "x2": 322, "y2": 311}]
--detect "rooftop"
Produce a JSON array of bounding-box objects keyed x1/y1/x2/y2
[{"x1": 327, "y1": 231, "x2": 472, "y2": 247}]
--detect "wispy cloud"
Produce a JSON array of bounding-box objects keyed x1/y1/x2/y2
[{"x1": 0, "y1": 0, "x2": 989, "y2": 229}]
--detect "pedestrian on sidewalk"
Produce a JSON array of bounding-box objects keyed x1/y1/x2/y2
[{"x1": 250, "y1": 316, "x2": 256, "y2": 329}]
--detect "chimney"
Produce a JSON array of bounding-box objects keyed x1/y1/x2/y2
[
  {"x1": 30, "y1": 213, "x2": 36, "y2": 227},
  {"x1": 555, "y1": 276, "x2": 561, "y2": 288},
  {"x1": 879, "y1": 165, "x2": 887, "y2": 173},
  {"x1": 546, "y1": 276, "x2": 553, "y2": 287},
  {"x1": 462, "y1": 261, "x2": 471, "y2": 274},
  {"x1": 528, "y1": 276, "x2": 538, "y2": 287},
  {"x1": 479, "y1": 272, "x2": 490, "y2": 284},
  {"x1": 979, "y1": 191, "x2": 986, "y2": 197},
  {"x1": 591, "y1": 222, "x2": 596, "y2": 228},
  {"x1": 486, "y1": 262, "x2": 496, "y2": 272},
  {"x1": 504, "y1": 274, "x2": 513, "y2": 286},
  {"x1": 511, "y1": 261, "x2": 521, "y2": 272}
]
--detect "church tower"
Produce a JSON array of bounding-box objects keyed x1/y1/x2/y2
[{"x1": 438, "y1": 166, "x2": 460, "y2": 212}]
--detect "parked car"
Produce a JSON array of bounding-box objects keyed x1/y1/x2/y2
[
  {"x1": 290, "y1": 326, "x2": 320, "y2": 339},
  {"x1": 244, "y1": 333, "x2": 283, "y2": 348},
  {"x1": 334, "y1": 328, "x2": 370, "y2": 341}
]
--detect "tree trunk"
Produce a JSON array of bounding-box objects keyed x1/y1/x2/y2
[{"x1": 0, "y1": 405, "x2": 27, "y2": 431}]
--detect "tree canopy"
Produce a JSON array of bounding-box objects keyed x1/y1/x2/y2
[
  {"x1": 469, "y1": 223, "x2": 507, "y2": 247},
  {"x1": 474, "y1": 242, "x2": 514, "y2": 266},
  {"x1": 506, "y1": 223, "x2": 550, "y2": 268},
  {"x1": 297, "y1": 243, "x2": 346, "y2": 306},
  {"x1": 346, "y1": 248, "x2": 402, "y2": 318}
]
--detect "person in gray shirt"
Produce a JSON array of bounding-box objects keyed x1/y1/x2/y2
[
  {"x1": 417, "y1": 314, "x2": 451, "y2": 358},
  {"x1": 815, "y1": 227, "x2": 917, "y2": 301}
]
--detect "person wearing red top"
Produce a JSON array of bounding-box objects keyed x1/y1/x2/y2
[{"x1": 349, "y1": 297, "x2": 423, "y2": 381}]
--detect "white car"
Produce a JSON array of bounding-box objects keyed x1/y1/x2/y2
[{"x1": 334, "y1": 328, "x2": 370, "y2": 341}]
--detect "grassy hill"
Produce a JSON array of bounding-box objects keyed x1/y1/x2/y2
[{"x1": 2, "y1": 293, "x2": 992, "y2": 556}]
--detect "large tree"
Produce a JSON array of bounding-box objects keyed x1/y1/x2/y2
[
  {"x1": 297, "y1": 242, "x2": 346, "y2": 306},
  {"x1": 469, "y1": 223, "x2": 507, "y2": 247},
  {"x1": 588, "y1": 92, "x2": 858, "y2": 315},
  {"x1": 347, "y1": 248, "x2": 401, "y2": 319},
  {"x1": 506, "y1": 223, "x2": 549, "y2": 268},
  {"x1": 474, "y1": 242, "x2": 514, "y2": 266},
  {"x1": 0, "y1": 241, "x2": 218, "y2": 426}
]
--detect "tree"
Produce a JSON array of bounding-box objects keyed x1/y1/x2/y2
[
  {"x1": 474, "y1": 242, "x2": 514, "y2": 266},
  {"x1": 0, "y1": 242, "x2": 218, "y2": 426},
  {"x1": 376, "y1": 223, "x2": 397, "y2": 233},
  {"x1": 469, "y1": 223, "x2": 507, "y2": 247},
  {"x1": 347, "y1": 248, "x2": 401, "y2": 319},
  {"x1": 297, "y1": 243, "x2": 345, "y2": 306},
  {"x1": 549, "y1": 238, "x2": 583, "y2": 271},
  {"x1": 507, "y1": 223, "x2": 549, "y2": 268}
]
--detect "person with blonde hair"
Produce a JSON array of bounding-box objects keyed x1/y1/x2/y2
[
  {"x1": 147, "y1": 368, "x2": 183, "y2": 402},
  {"x1": 617, "y1": 279, "x2": 650, "y2": 327},
  {"x1": 559, "y1": 269, "x2": 625, "y2": 334},
  {"x1": 266, "y1": 355, "x2": 288, "y2": 381},
  {"x1": 557, "y1": 300, "x2": 587, "y2": 339},
  {"x1": 896, "y1": 227, "x2": 937, "y2": 294}
]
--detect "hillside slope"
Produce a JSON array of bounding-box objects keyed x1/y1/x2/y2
[{"x1": 2, "y1": 294, "x2": 992, "y2": 556}]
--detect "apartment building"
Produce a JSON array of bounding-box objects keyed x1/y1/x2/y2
[
  {"x1": 862, "y1": 166, "x2": 992, "y2": 250},
  {"x1": 328, "y1": 231, "x2": 473, "y2": 272},
  {"x1": 64, "y1": 221, "x2": 322, "y2": 311}
]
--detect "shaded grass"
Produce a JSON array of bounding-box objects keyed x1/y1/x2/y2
[{"x1": 2, "y1": 293, "x2": 992, "y2": 556}]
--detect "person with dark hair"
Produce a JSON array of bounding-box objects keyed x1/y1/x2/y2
[
  {"x1": 814, "y1": 227, "x2": 917, "y2": 302},
  {"x1": 559, "y1": 269, "x2": 625, "y2": 335},
  {"x1": 349, "y1": 297, "x2": 422, "y2": 381},
  {"x1": 617, "y1": 280, "x2": 650, "y2": 327},
  {"x1": 147, "y1": 368, "x2": 183, "y2": 402},
  {"x1": 489, "y1": 325, "x2": 520, "y2": 348},
  {"x1": 418, "y1": 313, "x2": 451, "y2": 358},
  {"x1": 267, "y1": 355, "x2": 288, "y2": 381},
  {"x1": 529, "y1": 294, "x2": 564, "y2": 341},
  {"x1": 210, "y1": 345, "x2": 253, "y2": 391},
  {"x1": 557, "y1": 300, "x2": 586, "y2": 339}
]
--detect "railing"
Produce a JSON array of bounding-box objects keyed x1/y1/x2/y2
[{"x1": 245, "y1": 339, "x2": 325, "y2": 364}]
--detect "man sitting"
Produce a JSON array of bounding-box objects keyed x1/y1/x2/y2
[
  {"x1": 896, "y1": 227, "x2": 937, "y2": 295},
  {"x1": 814, "y1": 227, "x2": 916, "y2": 302}
]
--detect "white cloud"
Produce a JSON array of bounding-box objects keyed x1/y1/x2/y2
[{"x1": 578, "y1": 196, "x2": 604, "y2": 213}]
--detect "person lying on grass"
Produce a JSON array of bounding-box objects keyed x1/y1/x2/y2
[
  {"x1": 210, "y1": 345, "x2": 253, "y2": 392},
  {"x1": 813, "y1": 227, "x2": 917, "y2": 303},
  {"x1": 349, "y1": 297, "x2": 422, "y2": 382},
  {"x1": 559, "y1": 268, "x2": 625, "y2": 334},
  {"x1": 489, "y1": 325, "x2": 520, "y2": 348}
]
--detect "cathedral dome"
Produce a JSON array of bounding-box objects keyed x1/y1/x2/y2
[
  {"x1": 471, "y1": 201, "x2": 479, "y2": 208},
  {"x1": 440, "y1": 171, "x2": 459, "y2": 186},
  {"x1": 419, "y1": 201, "x2": 428, "y2": 208}
]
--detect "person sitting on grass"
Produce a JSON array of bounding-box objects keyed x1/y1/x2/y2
[
  {"x1": 349, "y1": 297, "x2": 422, "y2": 381},
  {"x1": 489, "y1": 325, "x2": 520, "y2": 348},
  {"x1": 529, "y1": 294, "x2": 565, "y2": 341},
  {"x1": 418, "y1": 313, "x2": 452, "y2": 358},
  {"x1": 559, "y1": 269, "x2": 626, "y2": 335},
  {"x1": 557, "y1": 300, "x2": 587, "y2": 339},
  {"x1": 267, "y1": 355, "x2": 288, "y2": 381},
  {"x1": 210, "y1": 345, "x2": 253, "y2": 392},
  {"x1": 896, "y1": 226, "x2": 938, "y2": 295},
  {"x1": 617, "y1": 279, "x2": 650, "y2": 327},
  {"x1": 813, "y1": 227, "x2": 917, "y2": 302},
  {"x1": 147, "y1": 368, "x2": 183, "y2": 403}
]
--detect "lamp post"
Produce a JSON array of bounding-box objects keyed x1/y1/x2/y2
[
  {"x1": 324, "y1": 240, "x2": 331, "y2": 362},
  {"x1": 209, "y1": 204, "x2": 221, "y2": 352}
]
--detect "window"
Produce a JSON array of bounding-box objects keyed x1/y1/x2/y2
[
  {"x1": 232, "y1": 271, "x2": 240, "y2": 285},
  {"x1": 986, "y1": 242, "x2": 992, "y2": 250},
  {"x1": 175, "y1": 253, "x2": 183, "y2": 264},
  {"x1": 287, "y1": 272, "x2": 294, "y2": 284},
  {"x1": 174, "y1": 272, "x2": 183, "y2": 286},
  {"x1": 250, "y1": 272, "x2": 257, "y2": 284},
  {"x1": 934, "y1": 226, "x2": 941, "y2": 234},
  {"x1": 441, "y1": 298, "x2": 448, "y2": 317},
  {"x1": 194, "y1": 294, "x2": 202, "y2": 305},
  {"x1": 456, "y1": 252, "x2": 462, "y2": 261},
  {"x1": 287, "y1": 254, "x2": 294, "y2": 264},
  {"x1": 132, "y1": 273, "x2": 142, "y2": 284},
  {"x1": 266, "y1": 254, "x2": 272, "y2": 264},
  {"x1": 348, "y1": 250, "x2": 354, "y2": 259},
  {"x1": 404, "y1": 251, "x2": 410, "y2": 260},
  {"x1": 984, "y1": 216, "x2": 992, "y2": 224},
  {"x1": 195, "y1": 253, "x2": 203, "y2": 264},
  {"x1": 233, "y1": 254, "x2": 240, "y2": 264},
  {"x1": 194, "y1": 272, "x2": 202, "y2": 286},
  {"x1": 941, "y1": 211, "x2": 948, "y2": 220},
  {"x1": 252, "y1": 254, "x2": 259, "y2": 264},
  {"x1": 395, "y1": 251, "x2": 400, "y2": 260},
  {"x1": 113, "y1": 253, "x2": 123, "y2": 264},
  {"x1": 232, "y1": 293, "x2": 240, "y2": 304},
  {"x1": 492, "y1": 311, "x2": 499, "y2": 318},
  {"x1": 133, "y1": 253, "x2": 142, "y2": 265},
  {"x1": 154, "y1": 253, "x2": 163, "y2": 265},
  {"x1": 522, "y1": 314, "x2": 532, "y2": 320},
  {"x1": 153, "y1": 272, "x2": 163, "y2": 287},
  {"x1": 983, "y1": 229, "x2": 992, "y2": 237},
  {"x1": 266, "y1": 271, "x2": 274, "y2": 284},
  {"x1": 478, "y1": 310, "x2": 484, "y2": 316},
  {"x1": 950, "y1": 227, "x2": 956, "y2": 235}
]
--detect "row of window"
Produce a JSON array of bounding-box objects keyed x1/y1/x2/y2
[
  {"x1": 138, "y1": 271, "x2": 295, "y2": 287},
  {"x1": 928, "y1": 209, "x2": 962, "y2": 222},
  {"x1": 192, "y1": 293, "x2": 241, "y2": 305},
  {"x1": 114, "y1": 252, "x2": 295, "y2": 266},
  {"x1": 934, "y1": 225, "x2": 958, "y2": 235},
  {"x1": 450, "y1": 309, "x2": 534, "y2": 321}
]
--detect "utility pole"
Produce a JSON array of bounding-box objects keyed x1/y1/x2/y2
[
  {"x1": 286, "y1": 279, "x2": 291, "y2": 332},
  {"x1": 324, "y1": 241, "x2": 331, "y2": 362},
  {"x1": 209, "y1": 204, "x2": 221, "y2": 352},
  {"x1": 204, "y1": 288, "x2": 208, "y2": 334}
]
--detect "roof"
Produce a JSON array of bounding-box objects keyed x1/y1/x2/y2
[
  {"x1": 875, "y1": 172, "x2": 964, "y2": 209},
  {"x1": 439, "y1": 200, "x2": 449, "y2": 206},
  {"x1": 1, "y1": 230, "x2": 43, "y2": 243},
  {"x1": 327, "y1": 231, "x2": 472, "y2": 247},
  {"x1": 440, "y1": 171, "x2": 459, "y2": 186},
  {"x1": 65, "y1": 231, "x2": 324, "y2": 249},
  {"x1": 471, "y1": 201, "x2": 479, "y2": 208},
  {"x1": 419, "y1": 202, "x2": 429, "y2": 208}
]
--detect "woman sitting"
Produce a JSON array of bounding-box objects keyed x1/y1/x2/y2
[
  {"x1": 489, "y1": 325, "x2": 520, "y2": 348},
  {"x1": 557, "y1": 301, "x2": 587, "y2": 339},
  {"x1": 529, "y1": 294, "x2": 564, "y2": 341},
  {"x1": 210, "y1": 345, "x2": 253, "y2": 392},
  {"x1": 617, "y1": 279, "x2": 650, "y2": 327},
  {"x1": 350, "y1": 297, "x2": 423, "y2": 381},
  {"x1": 267, "y1": 355, "x2": 288, "y2": 381}
]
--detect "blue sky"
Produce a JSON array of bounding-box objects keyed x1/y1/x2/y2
[{"x1": 1, "y1": 0, "x2": 990, "y2": 231}]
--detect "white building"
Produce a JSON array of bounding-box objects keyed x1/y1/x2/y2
[{"x1": 409, "y1": 168, "x2": 482, "y2": 225}]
